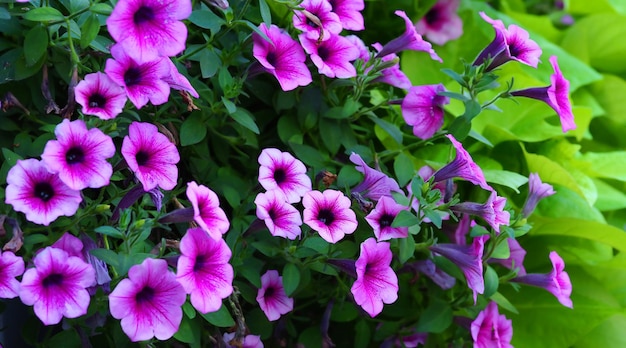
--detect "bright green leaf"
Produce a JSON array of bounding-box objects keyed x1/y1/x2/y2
[
  {"x1": 23, "y1": 7, "x2": 65, "y2": 22},
  {"x1": 200, "y1": 304, "x2": 235, "y2": 327},
  {"x1": 530, "y1": 216, "x2": 626, "y2": 251},
  {"x1": 483, "y1": 169, "x2": 528, "y2": 193}
]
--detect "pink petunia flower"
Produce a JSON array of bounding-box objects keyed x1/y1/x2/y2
[
  {"x1": 121, "y1": 122, "x2": 180, "y2": 191},
  {"x1": 432, "y1": 135, "x2": 493, "y2": 191},
  {"x1": 163, "y1": 59, "x2": 199, "y2": 98},
  {"x1": 521, "y1": 172, "x2": 556, "y2": 218},
  {"x1": 223, "y1": 332, "x2": 264, "y2": 348},
  {"x1": 415, "y1": 0, "x2": 463, "y2": 46},
  {"x1": 256, "y1": 270, "x2": 294, "y2": 321},
  {"x1": 0, "y1": 251, "x2": 24, "y2": 299},
  {"x1": 328, "y1": 0, "x2": 364, "y2": 31},
  {"x1": 51, "y1": 232, "x2": 84, "y2": 259},
  {"x1": 450, "y1": 191, "x2": 510, "y2": 233},
  {"x1": 345, "y1": 35, "x2": 370, "y2": 60},
  {"x1": 106, "y1": 0, "x2": 192, "y2": 61},
  {"x1": 109, "y1": 258, "x2": 186, "y2": 341},
  {"x1": 370, "y1": 42, "x2": 412, "y2": 90},
  {"x1": 350, "y1": 238, "x2": 399, "y2": 317},
  {"x1": 512, "y1": 251, "x2": 572, "y2": 308},
  {"x1": 300, "y1": 33, "x2": 360, "y2": 79},
  {"x1": 365, "y1": 195, "x2": 408, "y2": 241},
  {"x1": 253, "y1": 24, "x2": 312, "y2": 91},
  {"x1": 186, "y1": 181, "x2": 230, "y2": 240},
  {"x1": 471, "y1": 301, "x2": 513, "y2": 348},
  {"x1": 74, "y1": 72, "x2": 127, "y2": 120},
  {"x1": 258, "y1": 148, "x2": 312, "y2": 203},
  {"x1": 350, "y1": 152, "x2": 401, "y2": 201},
  {"x1": 41, "y1": 119, "x2": 115, "y2": 190},
  {"x1": 104, "y1": 44, "x2": 171, "y2": 109},
  {"x1": 401, "y1": 84, "x2": 450, "y2": 139},
  {"x1": 303, "y1": 189, "x2": 358, "y2": 243},
  {"x1": 19, "y1": 247, "x2": 96, "y2": 325},
  {"x1": 511, "y1": 56, "x2": 575, "y2": 133},
  {"x1": 176, "y1": 227, "x2": 233, "y2": 314},
  {"x1": 376, "y1": 10, "x2": 442, "y2": 62},
  {"x1": 491, "y1": 237, "x2": 527, "y2": 276},
  {"x1": 293, "y1": 0, "x2": 342, "y2": 42},
  {"x1": 255, "y1": 190, "x2": 303, "y2": 240},
  {"x1": 5, "y1": 159, "x2": 82, "y2": 226}
]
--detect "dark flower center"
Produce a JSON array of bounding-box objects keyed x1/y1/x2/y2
[
  {"x1": 66, "y1": 146, "x2": 85, "y2": 164},
  {"x1": 273, "y1": 168, "x2": 286, "y2": 184},
  {"x1": 424, "y1": 8, "x2": 440, "y2": 24},
  {"x1": 266, "y1": 52, "x2": 277, "y2": 67},
  {"x1": 379, "y1": 213, "x2": 395, "y2": 228},
  {"x1": 88, "y1": 93, "x2": 107, "y2": 108},
  {"x1": 264, "y1": 286, "x2": 275, "y2": 298},
  {"x1": 317, "y1": 208, "x2": 335, "y2": 226},
  {"x1": 42, "y1": 273, "x2": 63, "y2": 288},
  {"x1": 317, "y1": 46, "x2": 329, "y2": 61},
  {"x1": 268, "y1": 207, "x2": 277, "y2": 220},
  {"x1": 133, "y1": 6, "x2": 155, "y2": 25},
  {"x1": 135, "y1": 150, "x2": 150, "y2": 166},
  {"x1": 124, "y1": 67, "x2": 142, "y2": 87},
  {"x1": 193, "y1": 255, "x2": 206, "y2": 272},
  {"x1": 136, "y1": 286, "x2": 155, "y2": 303},
  {"x1": 306, "y1": 18, "x2": 319, "y2": 28},
  {"x1": 34, "y1": 182, "x2": 54, "y2": 202}
]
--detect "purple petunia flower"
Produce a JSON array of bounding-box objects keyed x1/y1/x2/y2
[
  {"x1": 351, "y1": 238, "x2": 399, "y2": 317},
  {"x1": 255, "y1": 190, "x2": 303, "y2": 240},
  {"x1": 106, "y1": 0, "x2": 192, "y2": 61},
  {"x1": 19, "y1": 247, "x2": 96, "y2": 325},
  {"x1": 223, "y1": 332, "x2": 264, "y2": 348},
  {"x1": 512, "y1": 251, "x2": 572, "y2": 308},
  {"x1": 256, "y1": 270, "x2": 294, "y2": 321},
  {"x1": 521, "y1": 172, "x2": 556, "y2": 218},
  {"x1": 121, "y1": 122, "x2": 180, "y2": 191},
  {"x1": 350, "y1": 152, "x2": 401, "y2": 201},
  {"x1": 415, "y1": 0, "x2": 463, "y2": 46},
  {"x1": 109, "y1": 257, "x2": 186, "y2": 341},
  {"x1": 432, "y1": 135, "x2": 493, "y2": 191},
  {"x1": 176, "y1": 227, "x2": 233, "y2": 314},
  {"x1": 473, "y1": 12, "x2": 541, "y2": 71},
  {"x1": 258, "y1": 148, "x2": 312, "y2": 203},
  {"x1": 401, "y1": 84, "x2": 450, "y2": 139},
  {"x1": 328, "y1": 0, "x2": 364, "y2": 31},
  {"x1": 450, "y1": 191, "x2": 510, "y2": 233},
  {"x1": 74, "y1": 72, "x2": 127, "y2": 120},
  {"x1": 253, "y1": 24, "x2": 312, "y2": 91},
  {"x1": 51, "y1": 232, "x2": 83, "y2": 259},
  {"x1": 303, "y1": 189, "x2": 358, "y2": 243},
  {"x1": 104, "y1": 44, "x2": 171, "y2": 109},
  {"x1": 0, "y1": 250, "x2": 24, "y2": 299},
  {"x1": 491, "y1": 237, "x2": 527, "y2": 276},
  {"x1": 511, "y1": 56, "x2": 575, "y2": 133},
  {"x1": 163, "y1": 59, "x2": 199, "y2": 98},
  {"x1": 471, "y1": 301, "x2": 513, "y2": 348},
  {"x1": 186, "y1": 181, "x2": 230, "y2": 240},
  {"x1": 411, "y1": 259, "x2": 456, "y2": 290},
  {"x1": 346, "y1": 34, "x2": 370, "y2": 60},
  {"x1": 300, "y1": 33, "x2": 360, "y2": 79},
  {"x1": 293, "y1": 0, "x2": 343, "y2": 42},
  {"x1": 365, "y1": 196, "x2": 408, "y2": 241},
  {"x1": 430, "y1": 235, "x2": 488, "y2": 303},
  {"x1": 41, "y1": 119, "x2": 115, "y2": 191},
  {"x1": 371, "y1": 42, "x2": 412, "y2": 90},
  {"x1": 5, "y1": 159, "x2": 82, "y2": 226},
  {"x1": 376, "y1": 10, "x2": 442, "y2": 62}
]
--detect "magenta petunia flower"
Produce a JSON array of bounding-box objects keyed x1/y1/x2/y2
[
  {"x1": 303, "y1": 189, "x2": 358, "y2": 243},
  {"x1": 512, "y1": 251, "x2": 572, "y2": 308},
  {"x1": 300, "y1": 33, "x2": 360, "y2": 79},
  {"x1": 74, "y1": 72, "x2": 127, "y2": 120},
  {"x1": 411, "y1": 259, "x2": 456, "y2": 290},
  {"x1": 350, "y1": 152, "x2": 401, "y2": 201},
  {"x1": 121, "y1": 122, "x2": 180, "y2": 191},
  {"x1": 376, "y1": 10, "x2": 442, "y2": 62},
  {"x1": 521, "y1": 172, "x2": 556, "y2": 218},
  {"x1": 511, "y1": 56, "x2": 575, "y2": 133},
  {"x1": 19, "y1": 247, "x2": 95, "y2": 325},
  {"x1": 255, "y1": 190, "x2": 303, "y2": 240},
  {"x1": 223, "y1": 332, "x2": 264, "y2": 348},
  {"x1": 346, "y1": 35, "x2": 370, "y2": 60},
  {"x1": 164, "y1": 59, "x2": 199, "y2": 98},
  {"x1": 471, "y1": 301, "x2": 513, "y2": 348},
  {"x1": 328, "y1": 0, "x2": 364, "y2": 31},
  {"x1": 5, "y1": 159, "x2": 82, "y2": 226},
  {"x1": 350, "y1": 238, "x2": 399, "y2": 317},
  {"x1": 491, "y1": 237, "x2": 527, "y2": 276},
  {"x1": 415, "y1": 0, "x2": 463, "y2": 46},
  {"x1": 370, "y1": 42, "x2": 412, "y2": 90},
  {"x1": 473, "y1": 12, "x2": 541, "y2": 71},
  {"x1": 106, "y1": 0, "x2": 192, "y2": 61},
  {"x1": 253, "y1": 24, "x2": 312, "y2": 91},
  {"x1": 186, "y1": 181, "x2": 230, "y2": 240},
  {"x1": 176, "y1": 227, "x2": 233, "y2": 314},
  {"x1": 41, "y1": 119, "x2": 115, "y2": 191},
  {"x1": 293, "y1": 0, "x2": 342, "y2": 42},
  {"x1": 0, "y1": 250, "x2": 24, "y2": 299},
  {"x1": 430, "y1": 235, "x2": 488, "y2": 303},
  {"x1": 450, "y1": 191, "x2": 510, "y2": 233},
  {"x1": 432, "y1": 135, "x2": 493, "y2": 191},
  {"x1": 256, "y1": 270, "x2": 294, "y2": 321},
  {"x1": 51, "y1": 232, "x2": 83, "y2": 259},
  {"x1": 365, "y1": 196, "x2": 408, "y2": 241},
  {"x1": 258, "y1": 148, "x2": 312, "y2": 203},
  {"x1": 109, "y1": 257, "x2": 186, "y2": 341},
  {"x1": 104, "y1": 44, "x2": 171, "y2": 109},
  {"x1": 401, "y1": 84, "x2": 450, "y2": 139}
]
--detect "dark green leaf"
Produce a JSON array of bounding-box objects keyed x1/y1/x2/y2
[
  {"x1": 258, "y1": 0, "x2": 271, "y2": 25},
  {"x1": 282, "y1": 263, "x2": 300, "y2": 296},
  {"x1": 174, "y1": 314, "x2": 200, "y2": 344},
  {"x1": 483, "y1": 265, "x2": 499, "y2": 298},
  {"x1": 230, "y1": 108, "x2": 260, "y2": 134},
  {"x1": 448, "y1": 116, "x2": 471, "y2": 141},
  {"x1": 200, "y1": 304, "x2": 235, "y2": 327},
  {"x1": 441, "y1": 68, "x2": 467, "y2": 87},
  {"x1": 367, "y1": 115, "x2": 403, "y2": 144},
  {"x1": 2, "y1": 148, "x2": 22, "y2": 167},
  {"x1": 398, "y1": 236, "x2": 415, "y2": 264},
  {"x1": 89, "y1": 248, "x2": 120, "y2": 268},
  {"x1": 394, "y1": 152, "x2": 414, "y2": 187},
  {"x1": 23, "y1": 7, "x2": 65, "y2": 22},
  {"x1": 199, "y1": 48, "x2": 220, "y2": 78},
  {"x1": 180, "y1": 111, "x2": 207, "y2": 146},
  {"x1": 94, "y1": 226, "x2": 124, "y2": 239},
  {"x1": 289, "y1": 142, "x2": 327, "y2": 168},
  {"x1": 462, "y1": 99, "x2": 482, "y2": 120},
  {"x1": 416, "y1": 298, "x2": 453, "y2": 333},
  {"x1": 0, "y1": 7, "x2": 10, "y2": 20},
  {"x1": 188, "y1": 9, "x2": 225, "y2": 33},
  {"x1": 90, "y1": 3, "x2": 112, "y2": 15},
  {"x1": 392, "y1": 210, "x2": 421, "y2": 227},
  {"x1": 24, "y1": 26, "x2": 48, "y2": 66},
  {"x1": 80, "y1": 14, "x2": 100, "y2": 49}
]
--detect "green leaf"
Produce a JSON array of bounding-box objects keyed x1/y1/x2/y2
[
  {"x1": 578, "y1": 151, "x2": 626, "y2": 181},
  {"x1": 391, "y1": 210, "x2": 421, "y2": 227},
  {"x1": 282, "y1": 263, "x2": 300, "y2": 296},
  {"x1": 318, "y1": 118, "x2": 342, "y2": 155},
  {"x1": 188, "y1": 9, "x2": 225, "y2": 33},
  {"x1": 483, "y1": 265, "x2": 499, "y2": 298},
  {"x1": 483, "y1": 169, "x2": 528, "y2": 193},
  {"x1": 89, "y1": 248, "x2": 119, "y2": 268},
  {"x1": 524, "y1": 152, "x2": 584, "y2": 198},
  {"x1": 174, "y1": 314, "x2": 201, "y2": 344},
  {"x1": 322, "y1": 99, "x2": 360, "y2": 119},
  {"x1": 24, "y1": 26, "x2": 48, "y2": 66},
  {"x1": 90, "y1": 3, "x2": 112, "y2": 15},
  {"x1": 289, "y1": 142, "x2": 327, "y2": 168},
  {"x1": 530, "y1": 216, "x2": 626, "y2": 251},
  {"x1": 258, "y1": 0, "x2": 271, "y2": 25},
  {"x1": 367, "y1": 115, "x2": 403, "y2": 144},
  {"x1": 490, "y1": 292, "x2": 518, "y2": 314},
  {"x1": 398, "y1": 236, "x2": 415, "y2": 264},
  {"x1": 180, "y1": 111, "x2": 207, "y2": 146},
  {"x1": 48, "y1": 329, "x2": 80, "y2": 348},
  {"x1": 416, "y1": 298, "x2": 453, "y2": 333},
  {"x1": 94, "y1": 226, "x2": 124, "y2": 239},
  {"x1": 355, "y1": 320, "x2": 371, "y2": 348},
  {"x1": 230, "y1": 108, "x2": 260, "y2": 134},
  {"x1": 2, "y1": 148, "x2": 22, "y2": 167},
  {"x1": 330, "y1": 302, "x2": 358, "y2": 322},
  {"x1": 23, "y1": 7, "x2": 65, "y2": 22},
  {"x1": 592, "y1": 178, "x2": 626, "y2": 211},
  {"x1": 200, "y1": 304, "x2": 235, "y2": 327},
  {"x1": 394, "y1": 152, "x2": 414, "y2": 187},
  {"x1": 0, "y1": 7, "x2": 10, "y2": 20},
  {"x1": 80, "y1": 14, "x2": 100, "y2": 49}
]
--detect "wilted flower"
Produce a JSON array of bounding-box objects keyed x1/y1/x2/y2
[
  {"x1": 450, "y1": 191, "x2": 510, "y2": 233},
  {"x1": 258, "y1": 148, "x2": 312, "y2": 203},
  {"x1": 187, "y1": 181, "x2": 230, "y2": 240},
  {"x1": 293, "y1": 0, "x2": 342, "y2": 42},
  {"x1": 303, "y1": 189, "x2": 358, "y2": 243},
  {"x1": 300, "y1": 33, "x2": 360, "y2": 78},
  {"x1": 376, "y1": 10, "x2": 442, "y2": 62},
  {"x1": 401, "y1": 84, "x2": 450, "y2": 139},
  {"x1": 432, "y1": 135, "x2": 493, "y2": 191},
  {"x1": 257, "y1": 270, "x2": 294, "y2": 321},
  {"x1": 471, "y1": 301, "x2": 513, "y2": 348},
  {"x1": 74, "y1": 72, "x2": 127, "y2": 120},
  {"x1": 365, "y1": 195, "x2": 409, "y2": 241},
  {"x1": 415, "y1": 0, "x2": 463, "y2": 45},
  {"x1": 255, "y1": 190, "x2": 303, "y2": 240},
  {"x1": 0, "y1": 250, "x2": 24, "y2": 299},
  {"x1": 512, "y1": 251, "x2": 572, "y2": 308}
]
